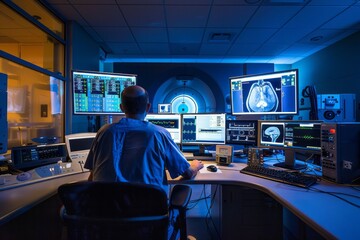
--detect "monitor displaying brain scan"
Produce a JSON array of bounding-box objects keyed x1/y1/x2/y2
[{"x1": 230, "y1": 69, "x2": 298, "y2": 116}]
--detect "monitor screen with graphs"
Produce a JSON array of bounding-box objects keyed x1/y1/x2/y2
[
  {"x1": 182, "y1": 113, "x2": 226, "y2": 145},
  {"x1": 258, "y1": 120, "x2": 322, "y2": 169},
  {"x1": 72, "y1": 70, "x2": 136, "y2": 115},
  {"x1": 145, "y1": 114, "x2": 182, "y2": 144},
  {"x1": 226, "y1": 119, "x2": 257, "y2": 146}
]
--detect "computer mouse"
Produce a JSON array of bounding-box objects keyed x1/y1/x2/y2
[{"x1": 207, "y1": 165, "x2": 218, "y2": 172}]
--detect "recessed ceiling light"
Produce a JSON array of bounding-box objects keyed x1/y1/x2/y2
[
  {"x1": 209, "y1": 33, "x2": 233, "y2": 43},
  {"x1": 310, "y1": 36, "x2": 323, "y2": 42}
]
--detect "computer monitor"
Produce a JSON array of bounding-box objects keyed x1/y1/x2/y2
[
  {"x1": 257, "y1": 120, "x2": 322, "y2": 170},
  {"x1": 226, "y1": 119, "x2": 257, "y2": 146},
  {"x1": 230, "y1": 69, "x2": 298, "y2": 116},
  {"x1": 72, "y1": 70, "x2": 136, "y2": 115},
  {"x1": 158, "y1": 103, "x2": 172, "y2": 114},
  {"x1": 182, "y1": 113, "x2": 226, "y2": 146},
  {"x1": 65, "y1": 132, "x2": 97, "y2": 162},
  {"x1": 144, "y1": 114, "x2": 182, "y2": 144}
]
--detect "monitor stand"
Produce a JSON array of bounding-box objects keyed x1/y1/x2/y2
[
  {"x1": 193, "y1": 145, "x2": 212, "y2": 157},
  {"x1": 273, "y1": 149, "x2": 307, "y2": 170}
]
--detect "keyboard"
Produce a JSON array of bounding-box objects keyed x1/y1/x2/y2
[{"x1": 240, "y1": 165, "x2": 317, "y2": 188}]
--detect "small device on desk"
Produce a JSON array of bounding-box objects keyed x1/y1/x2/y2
[
  {"x1": 11, "y1": 143, "x2": 68, "y2": 171},
  {"x1": 216, "y1": 145, "x2": 233, "y2": 166},
  {"x1": 65, "y1": 132, "x2": 96, "y2": 164},
  {"x1": 247, "y1": 147, "x2": 264, "y2": 166}
]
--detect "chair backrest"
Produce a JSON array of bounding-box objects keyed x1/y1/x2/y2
[{"x1": 58, "y1": 181, "x2": 169, "y2": 240}]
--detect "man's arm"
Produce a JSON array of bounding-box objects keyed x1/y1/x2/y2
[{"x1": 181, "y1": 160, "x2": 204, "y2": 179}]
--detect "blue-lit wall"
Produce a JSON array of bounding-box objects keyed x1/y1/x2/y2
[
  {"x1": 67, "y1": 26, "x2": 360, "y2": 133},
  {"x1": 113, "y1": 63, "x2": 274, "y2": 114},
  {"x1": 65, "y1": 22, "x2": 100, "y2": 134},
  {"x1": 293, "y1": 31, "x2": 360, "y2": 120}
]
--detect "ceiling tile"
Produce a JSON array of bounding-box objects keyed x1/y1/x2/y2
[
  {"x1": 74, "y1": 5, "x2": 126, "y2": 27},
  {"x1": 166, "y1": 6, "x2": 210, "y2": 28},
  {"x1": 165, "y1": 0, "x2": 213, "y2": 4},
  {"x1": 169, "y1": 43, "x2": 201, "y2": 55},
  {"x1": 207, "y1": 6, "x2": 258, "y2": 28},
  {"x1": 235, "y1": 28, "x2": 278, "y2": 44},
  {"x1": 139, "y1": 43, "x2": 170, "y2": 54},
  {"x1": 199, "y1": 43, "x2": 231, "y2": 55},
  {"x1": 168, "y1": 28, "x2": 204, "y2": 43},
  {"x1": 51, "y1": 4, "x2": 88, "y2": 26},
  {"x1": 131, "y1": 28, "x2": 168, "y2": 43},
  {"x1": 39, "y1": 0, "x2": 360, "y2": 64},
  {"x1": 107, "y1": 43, "x2": 142, "y2": 54},
  {"x1": 321, "y1": 6, "x2": 360, "y2": 30},
  {"x1": 284, "y1": 6, "x2": 349, "y2": 30},
  {"x1": 116, "y1": 0, "x2": 163, "y2": 4},
  {"x1": 254, "y1": 43, "x2": 288, "y2": 56},
  {"x1": 267, "y1": 28, "x2": 312, "y2": 44},
  {"x1": 92, "y1": 27, "x2": 134, "y2": 42},
  {"x1": 227, "y1": 43, "x2": 259, "y2": 56},
  {"x1": 307, "y1": 0, "x2": 358, "y2": 6},
  {"x1": 120, "y1": 5, "x2": 165, "y2": 27},
  {"x1": 247, "y1": 6, "x2": 302, "y2": 28}
]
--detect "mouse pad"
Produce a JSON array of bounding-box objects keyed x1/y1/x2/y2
[{"x1": 200, "y1": 164, "x2": 222, "y2": 174}]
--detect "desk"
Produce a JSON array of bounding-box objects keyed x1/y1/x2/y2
[
  {"x1": 0, "y1": 161, "x2": 359, "y2": 239},
  {"x1": 0, "y1": 171, "x2": 90, "y2": 225},
  {"x1": 170, "y1": 162, "x2": 360, "y2": 240}
]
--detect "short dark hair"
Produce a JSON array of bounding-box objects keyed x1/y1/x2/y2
[{"x1": 121, "y1": 86, "x2": 149, "y2": 114}]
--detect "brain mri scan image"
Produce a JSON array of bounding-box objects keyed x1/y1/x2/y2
[
  {"x1": 264, "y1": 126, "x2": 281, "y2": 142},
  {"x1": 246, "y1": 80, "x2": 278, "y2": 112}
]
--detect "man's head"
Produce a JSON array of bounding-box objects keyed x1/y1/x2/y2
[{"x1": 120, "y1": 85, "x2": 150, "y2": 119}]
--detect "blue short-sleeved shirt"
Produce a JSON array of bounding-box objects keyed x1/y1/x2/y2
[{"x1": 84, "y1": 118, "x2": 190, "y2": 193}]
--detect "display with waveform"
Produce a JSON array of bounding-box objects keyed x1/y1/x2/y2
[
  {"x1": 148, "y1": 119, "x2": 179, "y2": 129},
  {"x1": 288, "y1": 125, "x2": 321, "y2": 150}
]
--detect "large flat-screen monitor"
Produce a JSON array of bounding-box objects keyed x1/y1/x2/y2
[
  {"x1": 230, "y1": 69, "x2": 298, "y2": 116},
  {"x1": 145, "y1": 114, "x2": 182, "y2": 144},
  {"x1": 72, "y1": 70, "x2": 136, "y2": 115},
  {"x1": 226, "y1": 119, "x2": 257, "y2": 146},
  {"x1": 257, "y1": 120, "x2": 322, "y2": 170},
  {"x1": 182, "y1": 113, "x2": 226, "y2": 145}
]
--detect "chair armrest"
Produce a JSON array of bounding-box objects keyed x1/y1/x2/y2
[{"x1": 169, "y1": 185, "x2": 192, "y2": 210}]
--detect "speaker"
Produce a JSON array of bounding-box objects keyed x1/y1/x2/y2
[
  {"x1": 0, "y1": 73, "x2": 7, "y2": 154},
  {"x1": 317, "y1": 94, "x2": 356, "y2": 122}
]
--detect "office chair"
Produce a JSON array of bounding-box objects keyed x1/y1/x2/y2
[{"x1": 58, "y1": 181, "x2": 192, "y2": 240}]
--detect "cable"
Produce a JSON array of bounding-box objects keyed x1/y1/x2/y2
[
  {"x1": 309, "y1": 186, "x2": 360, "y2": 208},
  {"x1": 204, "y1": 184, "x2": 221, "y2": 240},
  {"x1": 302, "y1": 85, "x2": 318, "y2": 120}
]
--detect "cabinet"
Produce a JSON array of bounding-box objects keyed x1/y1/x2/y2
[{"x1": 212, "y1": 185, "x2": 283, "y2": 240}]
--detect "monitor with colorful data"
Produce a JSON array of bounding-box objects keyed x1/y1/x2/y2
[{"x1": 72, "y1": 70, "x2": 136, "y2": 115}]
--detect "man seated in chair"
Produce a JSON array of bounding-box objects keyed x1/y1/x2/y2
[{"x1": 84, "y1": 85, "x2": 203, "y2": 238}]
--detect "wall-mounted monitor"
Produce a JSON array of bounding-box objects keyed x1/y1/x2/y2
[
  {"x1": 182, "y1": 113, "x2": 226, "y2": 145},
  {"x1": 145, "y1": 114, "x2": 182, "y2": 144},
  {"x1": 225, "y1": 119, "x2": 257, "y2": 146},
  {"x1": 72, "y1": 70, "x2": 136, "y2": 115},
  {"x1": 230, "y1": 69, "x2": 298, "y2": 116},
  {"x1": 257, "y1": 120, "x2": 322, "y2": 170}
]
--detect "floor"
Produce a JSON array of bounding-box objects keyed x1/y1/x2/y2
[{"x1": 187, "y1": 217, "x2": 219, "y2": 240}]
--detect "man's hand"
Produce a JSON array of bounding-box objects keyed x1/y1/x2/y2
[{"x1": 182, "y1": 160, "x2": 204, "y2": 179}]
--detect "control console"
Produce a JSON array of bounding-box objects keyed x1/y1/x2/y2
[{"x1": 0, "y1": 160, "x2": 86, "y2": 190}]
